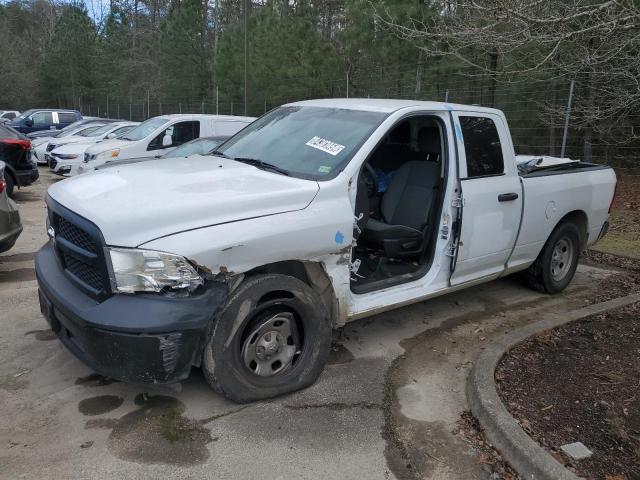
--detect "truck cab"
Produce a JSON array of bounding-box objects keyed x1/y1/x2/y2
[
  {"x1": 8, "y1": 109, "x2": 82, "y2": 134},
  {"x1": 35, "y1": 99, "x2": 616, "y2": 403}
]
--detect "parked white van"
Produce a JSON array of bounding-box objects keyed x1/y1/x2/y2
[{"x1": 77, "y1": 114, "x2": 255, "y2": 174}]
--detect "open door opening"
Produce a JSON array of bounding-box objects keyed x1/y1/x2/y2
[{"x1": 350, "y1": 116, "x2": 447, "y2": 293}]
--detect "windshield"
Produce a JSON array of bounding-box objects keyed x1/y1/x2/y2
[
  {"x1": 163, "y1": 138, "x2": 222, "y2": 158},
  {"x1": 121, "y1": 117, "x2": 168, "y2": 141},
  {"x1": 59, "y1": 123, "x2": 101, "y2": 138},
  {"x1": 89, "y1": 124, "x2": 118, "y2": 137},
  {"x1": 13, "y1": 111, "x2": 32, "y2": 121},
  {"x1": 112, "y1": 125, "x2": 136, "y2": 138},
  {"x1": 215, "y1": 106, "x2": 387, "y2": 179},
  {"x1": 60, "y1": 120, "x2": 86, "y2": 132},
  {"x1": 78, "y1": 125, "x2": 104, "y2": 137}
]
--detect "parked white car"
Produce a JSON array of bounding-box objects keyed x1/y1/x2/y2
[
  {"x1": 76, "y1": 114, "x2": 255, "y2": 174},
  {"x1": 32, "y1": 122, "x2": 108, "y2": 165},
  {"x1": 36, "y1": 99, "x2": 616, "y2": 403},
  {"x1": 0, "y1": 110, "x2": 20, "y2": 123},
  {"x1": 48, "y1": 122, "x2": 139, "y2": 175}
]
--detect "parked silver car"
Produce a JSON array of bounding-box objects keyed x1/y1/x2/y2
[{"x1": 0, "y1": 161, "x2": 22, "y2": 253}]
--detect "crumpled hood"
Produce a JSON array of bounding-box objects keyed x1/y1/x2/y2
[{"x1": 48, "y1": 156, "x2": 320, "y2": 247}]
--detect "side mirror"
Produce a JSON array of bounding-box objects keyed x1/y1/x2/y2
[
  {"x1": 162, "y1": 135, "x2": 172, "y2": 147},
  {"x1": 106, "y1": 133, "x2": 117, "y2": 139},
  {"x1": 24, "y1": 119, "x2": 33, "y2": 127}
]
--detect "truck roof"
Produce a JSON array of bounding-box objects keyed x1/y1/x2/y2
[{"x1": 286, "y1": 98, "x2": 503, "y2": 115}]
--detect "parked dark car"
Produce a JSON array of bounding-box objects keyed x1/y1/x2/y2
[
  {"x1": 0, "y1": 124, "x2": 39, "y2": 197},
  {"x1": 7, "y1": 109, "x2": 82, "y2": 134},
  {"x1": 0, "y1": 161, "x2": 22, "y2": 253}
]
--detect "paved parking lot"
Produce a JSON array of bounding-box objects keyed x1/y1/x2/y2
[{"x1": 0, "y1": 169, "x2": 617, "y2": 479}]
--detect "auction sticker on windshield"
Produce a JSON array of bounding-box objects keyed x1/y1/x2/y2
[{"x1": 306, "y1": 136, "x2": 345, "y2": 156}]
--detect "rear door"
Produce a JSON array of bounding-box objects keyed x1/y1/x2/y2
[
  {"x1": 57, "y1": 112, "x2": 78, "y2": 129},
  {"x1": 450, "y1": 112, "x2": 523, "y2": 285}
]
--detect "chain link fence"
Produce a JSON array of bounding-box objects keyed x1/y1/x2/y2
[{"x1": 74, "y1": 64, "x2": 639, "y2": 170}]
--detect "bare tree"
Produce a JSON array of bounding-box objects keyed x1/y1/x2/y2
[{"x1": 376, "y1": 0, "x2": 640, "y2": 160}]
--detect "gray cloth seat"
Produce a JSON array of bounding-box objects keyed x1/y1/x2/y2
[{"x1": 363, "y1": 160, "x2": 440, "y2": 257}]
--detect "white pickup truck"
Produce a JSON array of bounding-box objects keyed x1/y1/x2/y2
[{"x1": 35, "y1": 99, "x2": 616, "y2": 403}]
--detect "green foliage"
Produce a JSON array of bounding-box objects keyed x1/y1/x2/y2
[
  {"x1": 159, "y1": 0, "x2": 211, "y2": 101},
  {"x1": 39, "y1": 2, "x2": 97, "y2": 107},
  {"x1": 0, "y1": 0, "x2": 636, "y2": 168},
  {"x1": 215, "y1": 7, "x2": 340, "y2": 109}
]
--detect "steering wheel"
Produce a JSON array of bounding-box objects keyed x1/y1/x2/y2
[{"x1": 362, "y1": 163, "x2": 379, "y2": 197}]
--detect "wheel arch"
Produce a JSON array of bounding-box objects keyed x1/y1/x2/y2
[
  {"x1": 244, "y1": 260, "x2": 338, "y2": 327},
  {"x1": 554, "y1": 210, "x2": 589, "y2": 250}
]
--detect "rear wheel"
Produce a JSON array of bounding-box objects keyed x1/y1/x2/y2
[
  {"x1": 202, "y1": 274, "x2": 332, "y2": 403},
  {"x1": 5, "y1": 174, "x2": 15, "y2": 198},
  {"x1": 523, "y1": 222, "x2": 580, "y2": 294}
]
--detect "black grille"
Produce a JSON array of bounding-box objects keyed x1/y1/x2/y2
[
  {"x1": 48, "y1": 158, "x2": 58, "y2": 169},
  {"x1": 57, "y1": 217, "x2": 97, "y2": 253},
  {"x1": 63, "y1": 253, "x2": 104, "y2": 291},
  {"x1": 48, "y1": 200, "x2": 111, "y2": 301}
]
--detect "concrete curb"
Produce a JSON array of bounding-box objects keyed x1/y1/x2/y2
[{"x1": 467, "y1": 293, "x2": 640, "y2": 480}]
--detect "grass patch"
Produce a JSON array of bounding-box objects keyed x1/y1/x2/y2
[
  {"x1": 591, "y1": 209, "x2": 640, "y2": 259},
  {"x1": 590, "y1": 175, "x2": 640, "y2": 258}
]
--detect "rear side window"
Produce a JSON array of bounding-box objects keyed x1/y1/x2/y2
[
  {"x1": 172, "y1": 121, "x2": 200, "y2": 145},
  {"x1": 459, "y1": 116, "x2": 504, "y2": 178},
  {"x1": 2, "y1": 112, "x2": 16, "y2": 119},
  {"x1": 31, "y1": 111, "x2": 54, "y2": 126},
  {"x1": 58, "y1": 112, "x2": 77, "y2": 124}
]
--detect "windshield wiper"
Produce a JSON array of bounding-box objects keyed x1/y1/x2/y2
[
  {"x1": 231, "y1": 157, "x2": 290, "y2": 176},
  {"x1": 209, "y1": 149, "x2": 232, "y2": 159}
]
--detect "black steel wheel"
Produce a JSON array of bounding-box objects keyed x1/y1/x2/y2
[{"x1": 202, "y1": 273, "x2": 332, "y2": 403}]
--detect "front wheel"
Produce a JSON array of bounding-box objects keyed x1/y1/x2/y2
[
  {"x1": 202, "y1": 274, "x2": 332, "y2": 403},
  {"x1": 523, "y1": 222, "x2": 580, "y2": 294}
]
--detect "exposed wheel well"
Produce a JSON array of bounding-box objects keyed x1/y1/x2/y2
[
  {"x1": 5, "y1": 168, "x2": 17, "y2": 185},
  {"x1": 245, "y1": 260, "x2": 337, "y2": 325},
  {"x1": 557, "y1": 210, "x2": 588, "y2": 250}
]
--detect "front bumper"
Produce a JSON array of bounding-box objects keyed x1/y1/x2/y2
[
  {"x1": 35, "y1": 242, "x2": 228, "y2": 384},
  {"x1": 49, "y1": 158, "x2": 75, "y2": 175}
]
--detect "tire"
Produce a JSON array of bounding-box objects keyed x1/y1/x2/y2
[
  {"x1": 522, "y1": 222, "x2": 580, "y2": 294},
  {"x1": 202, "y1": 273, "x2": 332, "y2": 403},
  {"x1": 5, "y1": 174, "x2": 14, "y2": 198}
]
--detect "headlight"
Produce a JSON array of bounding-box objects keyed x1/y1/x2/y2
[
  {"x1": 95, "y1": 149, "x2": 120, "y2": 161},
  {"x1": 107, "y1": 247, "x2": 203, "y2": 294}
]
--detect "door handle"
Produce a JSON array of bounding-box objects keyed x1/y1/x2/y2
[{"x1": 498, "y1": 192, "x2": 519, "y2": 202}]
